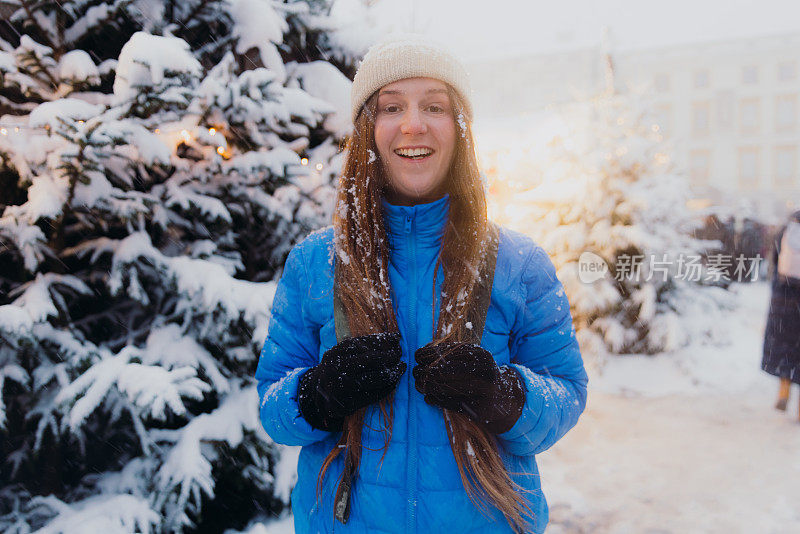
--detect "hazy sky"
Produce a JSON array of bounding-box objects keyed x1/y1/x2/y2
[{"x1": 371, "y1": 0, "x2": 800, "y2": 61}]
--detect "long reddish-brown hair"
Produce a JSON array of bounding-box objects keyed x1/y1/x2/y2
[{"x1": 320, "y1": 83, "x2": 536, "y2": 533}]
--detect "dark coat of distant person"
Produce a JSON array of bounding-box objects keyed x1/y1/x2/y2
[{"x1": 761, "y1": 213, "x2": 800, "y2": 385}]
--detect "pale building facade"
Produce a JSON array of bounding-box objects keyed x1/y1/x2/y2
[{"x1": 467, "y1": 32, "x2": 800, "y2": 220}]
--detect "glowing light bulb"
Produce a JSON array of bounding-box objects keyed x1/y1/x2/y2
[
  {"x1": 315, "y1": 163, "x2": 323, "y2": 171},
  {"x1": 181, "y1": 129, "x2": 190, "y2": 142},
  {"x1": 208, "y1": 127, "x2": 216, "y2": 135},
  {"x1": 154, "y1": 128, "x2": 161, "y2": 134},
  {"x1": 0, "y1": 128, "x2": 6, "y2": 135},
  {"x1": 216, "y1": 146, "x2": 225, "y2": 155},
  {"x1": 301, "y1": 158, "x2": 308, "y2": 165}
]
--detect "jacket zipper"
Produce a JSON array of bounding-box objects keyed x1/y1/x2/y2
[{"x1": 405, "y1": 213, "x2": 418, "y2": 534}]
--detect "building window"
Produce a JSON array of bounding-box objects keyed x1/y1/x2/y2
[
  {"x1": 778, "y1": 61, "x2": 797, "y2": 82},
  {"x1": 690, "y1": 149, "x2": 711, "y2": 184},
  {"x1": 738, "y1": 147, "x2": 760, "y2": 188},
  {"x1": 775, "y1": 146, "x2": 797, "y2": 187},
  {"x1": 739, "y1": 98, "x2": 760, "y2": 134},
  {"x1": 692, "y1": 101, "x2": 711, "y2": 135},
  {"x1": 775, "y1": 94, "x2": 797, "y2": 132},
  {"x1": 654, "y1": 73, "x2": 670, "y2": 93},
  {"x1": 694, "y1": 69, "x2": 709, "y2": 89},
  {"x1": 716, "y1": 90, "x2": 734, "y2": 128},
  {"x1": 654, "y1": 103, "x2": 672, "y2": 136},
  {"x1": 742, "y1": 65, "x2": 758, "y2": 84}
]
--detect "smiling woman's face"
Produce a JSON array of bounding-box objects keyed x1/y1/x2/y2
[{"x1": 374, "y1": 77, "x2": 457, "y2": 206}]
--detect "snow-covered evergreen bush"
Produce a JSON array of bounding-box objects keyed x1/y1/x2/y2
[
  {"x1": 0, "y1": 1, "x2": 356, "y2": 531},
  {"x1": 483, "y1": 90, "x2": 736, "y2": 359}
]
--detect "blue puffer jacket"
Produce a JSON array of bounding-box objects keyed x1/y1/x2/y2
[{"x1": 255, "y1": 193, "x2": 588, "y2": 533}]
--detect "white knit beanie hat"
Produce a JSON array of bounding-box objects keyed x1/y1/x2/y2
[{"x1": 350, "y1": 32, "x2": 474, "y2": 125}]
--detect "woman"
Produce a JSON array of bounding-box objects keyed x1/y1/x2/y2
[
  {"x1": 255, "y1": 33, "x2": 588, "y2": 533},
  {"x1": 762, "y1": 209, "x2": 800, "y2": 420}
]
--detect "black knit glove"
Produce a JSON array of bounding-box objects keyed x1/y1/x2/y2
[
  {"x1": 412, "y1": 341, "x2": 526, "y2": 435},
  {"x1": 297, "y1": 332, "x2": 406, "y2": 432}
]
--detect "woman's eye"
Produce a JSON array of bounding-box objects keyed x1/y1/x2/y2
[
  {"x1": 428, "y1": 105, "x2": 445, "y2": 113},
  {"x1": 382, "y1": 105, "x2": 401, "y2": 113}
]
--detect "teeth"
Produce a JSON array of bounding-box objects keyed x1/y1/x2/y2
[{"x1": 395, "y1": 148, "x2": 433, "y2": 157}]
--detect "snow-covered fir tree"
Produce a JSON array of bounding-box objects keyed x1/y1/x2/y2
[
  {"x1": 0, "y1": 1, "x2": 358, "y2": 532},
  {"x1": 483, "y1": 88, "x2": 736, "y2": 359}
]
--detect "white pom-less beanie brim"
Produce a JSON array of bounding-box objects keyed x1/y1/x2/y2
[{"x1": 350, "y1": 33, "x2": 474, "y2": 125}]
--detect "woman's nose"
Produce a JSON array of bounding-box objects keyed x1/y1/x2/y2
[{"x1": 400, "y1": 108, "x2": 427, "y2": 135}]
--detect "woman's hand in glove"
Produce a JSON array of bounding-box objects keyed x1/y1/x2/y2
[
  {"x1": 412, "y1": 341, "x2": 526, "y2": 435},
  {"x1": 297, "y1": 332, "x2": 406, "y2": 432}
]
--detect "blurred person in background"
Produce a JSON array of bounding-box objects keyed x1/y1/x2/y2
[{"x1": 762, "y1": 209, "x2": 800, "y2": 420}]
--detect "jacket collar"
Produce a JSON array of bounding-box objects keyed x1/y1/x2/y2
[{"x1": 381, "y1": 193, "x2": 450, "y2": 252}]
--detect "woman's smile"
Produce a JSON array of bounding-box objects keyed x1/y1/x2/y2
[{"x1": 394, "y1": 146, "x2": 435, "y2": 161}]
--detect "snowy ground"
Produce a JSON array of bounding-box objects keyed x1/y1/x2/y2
[
  {"x1": 544, "y1": 281, "x2": 800, "y2": 534},
  {"x1": 245, "y1": 281, "x2": 800, "y2": 534}
]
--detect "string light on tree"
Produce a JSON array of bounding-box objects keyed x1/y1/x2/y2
[{"x1": 0, "y1": 121, "x2": 234, "y2": 158}]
